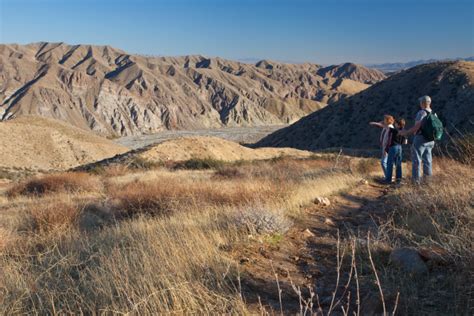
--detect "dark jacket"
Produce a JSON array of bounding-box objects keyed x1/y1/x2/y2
[{"x1": 385, "y1": 127, "x2": 407, "y2": 152}]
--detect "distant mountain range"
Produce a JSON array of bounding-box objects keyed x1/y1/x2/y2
[
  {"x1": 0, "y1": 42, "x2": 385, "y2": 137},
  {"x1": 367, "y1": 57, "x2": 474, "y2": 73}
]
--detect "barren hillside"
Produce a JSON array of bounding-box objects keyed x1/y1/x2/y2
[
  {"x1": 0, "y1": 42, "x2": 384, "y2": 136},
  {"x1": 317, "y1": 62, "x2": 386, "y2": 84},
  {"x1": 0, "y1": 116, "x2": 128, "y2": 170},
  {"x1": 138, "y1": 136, "x2": 312, "y2": 162},
  {"x1": 256, "y1": 61, "x2": 474, "y2": 150}
]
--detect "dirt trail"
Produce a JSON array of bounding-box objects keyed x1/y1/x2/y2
[{"x1": 237, "y1": 180, "x2": 391, "y2": 314}]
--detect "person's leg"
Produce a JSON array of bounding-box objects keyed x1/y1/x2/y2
[
  {"x1": 385, "y1": 147, "x2": 395, "y2": 182},
  {"x1": 422, "y1": 141, "x2": 435, "y2": 178},
  {"x1": 395, "y1": 145, "x2": 403, "y2": 181},
  {"x1": 381, "y1": 153, "x2": 388, "y2": 179},
  {"x1": 411, "y1": 137, "x2": 424, "y2": 183}
]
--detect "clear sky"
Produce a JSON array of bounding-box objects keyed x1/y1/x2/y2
[{"x1": 0, "y1": 0, "x2": 473, "y2": 64}]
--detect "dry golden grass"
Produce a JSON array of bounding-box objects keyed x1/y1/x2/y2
[
  {"x1": 384, "y1": 159, "x2": 473, "y2": 260},
  {"x1": 367, "y1": 159, "x2": 474, "y2": 315},
  {"x1": 0, "y1": 156, "x2": 384, "y2": 314},
  {"x1": 0, "y1": 213, "x2": 247, "y2": 314},
  {"x1": 6, "y1": 172, "x2": 102, "y2": 197},
  {"x1": 107, "y1": 176, "x2": 287, "y2": 219},
  {"x1": 27, "y1": 199, "x2": 83, "y2": 234}
]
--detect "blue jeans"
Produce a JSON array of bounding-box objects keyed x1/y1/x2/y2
[
  {"x1": 386, "y1": 145, "x2": 402, "y2": 182},
  {"x1": 381, "y1": 152, "x2": 388, "y2": 179},
  {"x1": 411, "y1": 135, "x2": 435, "y2": 183}
]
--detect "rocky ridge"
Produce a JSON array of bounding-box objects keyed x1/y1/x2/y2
[{"x1": 0, "y1": 42, "x2": 385, "y2": 136}]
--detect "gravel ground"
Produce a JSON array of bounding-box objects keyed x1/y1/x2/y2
[{"x1": 114, "y1": 125, "x2": 286, "y2": 150}]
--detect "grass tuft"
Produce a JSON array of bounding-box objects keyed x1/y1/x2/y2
[{"x1": 6, "y1": 172, "x2": 102, "y2": 197}]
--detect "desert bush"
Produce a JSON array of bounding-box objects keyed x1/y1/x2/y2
[
  {"x1": 18, "y1": 199, "x2": 83, "y2": 234},
  {"x1": 127, "y1": 156, "x2": 164, "y2": 170},
  {"x1": 0, "y1": 168, "x2": 16, "y2": 180},
  {"x1": 109, "y1": 181, "x2": 187, "y2": 218},
  {"x1": 212, "y1": 167, "x2": 245, "y2": 179},
  {"x1": 7, "y1": 172, "x2": 102, "y2": 197},
  {"x1": 85, "y1": 164, "x2": 107, "y2": 175},
  {"x1": 174, "y1": 157, "x2": 227, "y2": 170},
  {"x1": 87, "y1": 163, "x2": 130, "y2": 177},
  {"x1": 230, "y1": 207, "x2": 292, "y2": 235},
  {"x1": 108, "y1": 178, "x2": 283, "y2": 218}
]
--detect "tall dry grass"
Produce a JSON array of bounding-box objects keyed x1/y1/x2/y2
[
  {"x1": 371, "y1": 159, "x2": 474, "y2": 315},
  {"x1": 0, "y1": 156, "x2": 370, "y2": 314},
  {"x1": 0, "y1": 212, "x2": 247, "y2": 314},
  {"x1": 6, "y1": 172, "x2": 102, "y2": 197}
]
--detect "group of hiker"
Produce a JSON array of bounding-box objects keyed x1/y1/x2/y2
[{"x1": 369, "y1": 95, "x2": 443, "y2": 184}]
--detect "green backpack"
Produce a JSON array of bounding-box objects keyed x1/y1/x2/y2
[{"x1": 421, "y1": 110, "x2": 444, "y2": 141}]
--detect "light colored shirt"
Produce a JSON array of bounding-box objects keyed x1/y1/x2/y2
[
  {"x1": 380, "y1": 124, "x2": 394, "y2": 151},
  {"x1": 415, "y1": 108, "x2": 432, "y2": 135},
  {"x1": 415, "y1": 108, "x2": 432, "y2": 122}
]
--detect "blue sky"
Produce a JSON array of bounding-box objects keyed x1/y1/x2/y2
[{"x1": 0, "y1": 0, "x2": 473, "y2": 64}]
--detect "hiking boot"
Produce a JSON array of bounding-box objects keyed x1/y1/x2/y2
[{"x1": 375, "y1": 178, "x2": 391, "y2": 185}]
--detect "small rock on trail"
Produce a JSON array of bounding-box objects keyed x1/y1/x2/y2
[{"x1": 314, "y1": 197, "x2": 331, "y2": 206}]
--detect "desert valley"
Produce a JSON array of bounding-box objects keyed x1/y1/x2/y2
[{"x1": 0, "y1": 37, "x2": 473, "y2": 315}]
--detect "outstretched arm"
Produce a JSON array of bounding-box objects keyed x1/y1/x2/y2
[
  {"x1": 400, "y1": 120, "x2": 422, "y2": 136},
  {"x1": 369, "y1": 121, "x2": 384, "y2": 128}
]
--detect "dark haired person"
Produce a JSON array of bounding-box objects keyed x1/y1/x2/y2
[{"x1": 384, "y1": 118, "x2": 407, "y2": 183}]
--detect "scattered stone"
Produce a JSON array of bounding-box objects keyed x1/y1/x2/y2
[
  {"x1": 276, "y1": 267, "x2": 289, "y2": 277},
  {"x1": 324, "y1": 218, "x2": 335, "y2": 226},
  {"x1": 314, "y1": 197, "x2": 331, "y2": 206},
  {"x1": 302, "y1": 228, "x2": 315, "y2": 238},
  {"x1": 289, "y1": 255, "x2": 299, "y2": 262},
  {"x1": 239, "y1": 257, "x2": 250, "y2": 264},
  {"x1": 389, "y1": 247, "x2": 428, "y2": 275},
  {"x1": 259, "y1": 247, "x2": 270, "y2": 259},
  {"x1": 218, "y1": 244, "x2": 231, "y2": 251}
]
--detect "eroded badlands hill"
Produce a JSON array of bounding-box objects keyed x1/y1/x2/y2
[{"x1": 0, "y1": 42, "x2": 385, "y2": 136}]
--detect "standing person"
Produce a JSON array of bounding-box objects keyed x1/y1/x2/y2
[
  {"x1": 384, "y1": 118, "x2": 407, "y2": 184},
  {"x1": 369, "y1": 115, "x2": 395, "y2": 181},
  {"x1": 400, "y1": 95, "x2": 443, "y2": 183}
]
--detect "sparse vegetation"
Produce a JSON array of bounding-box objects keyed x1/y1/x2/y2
[
  {"x1": 6, "y1": 172, "x2": 102, "y2": 197},
  {"x1": 366, "y1": 160, "x2": 473, "y2": 315},
  {"x1": 231, "y1": 207, "x2": 292, "y2": 235},
  {"x1": 127, "y1": 156, "x2": 164, "y2": 170},
  {"x1": 174, "y1": 157, "x2": 227, "y2": 170},
  {"x1": 437, "y1": 133, "x2": 474, "y2": 164},
  {"x1": 212, "y1": 166, "x2": 245, "y2": 179},
  {"x1": 0, "y1": 155, "x2": 471, "y2": 314}
]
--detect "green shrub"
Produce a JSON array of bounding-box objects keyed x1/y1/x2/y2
[
  {"x1": 174, "y1": 158, "x2": 226, "y2": 170},
  {"x1": 127, "y1": 157, "x2": 164, "y2": 170}
]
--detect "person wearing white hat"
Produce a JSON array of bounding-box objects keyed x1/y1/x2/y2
[{"x1": 400, "y1": 95, "x2": 435, "y2": 183}]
